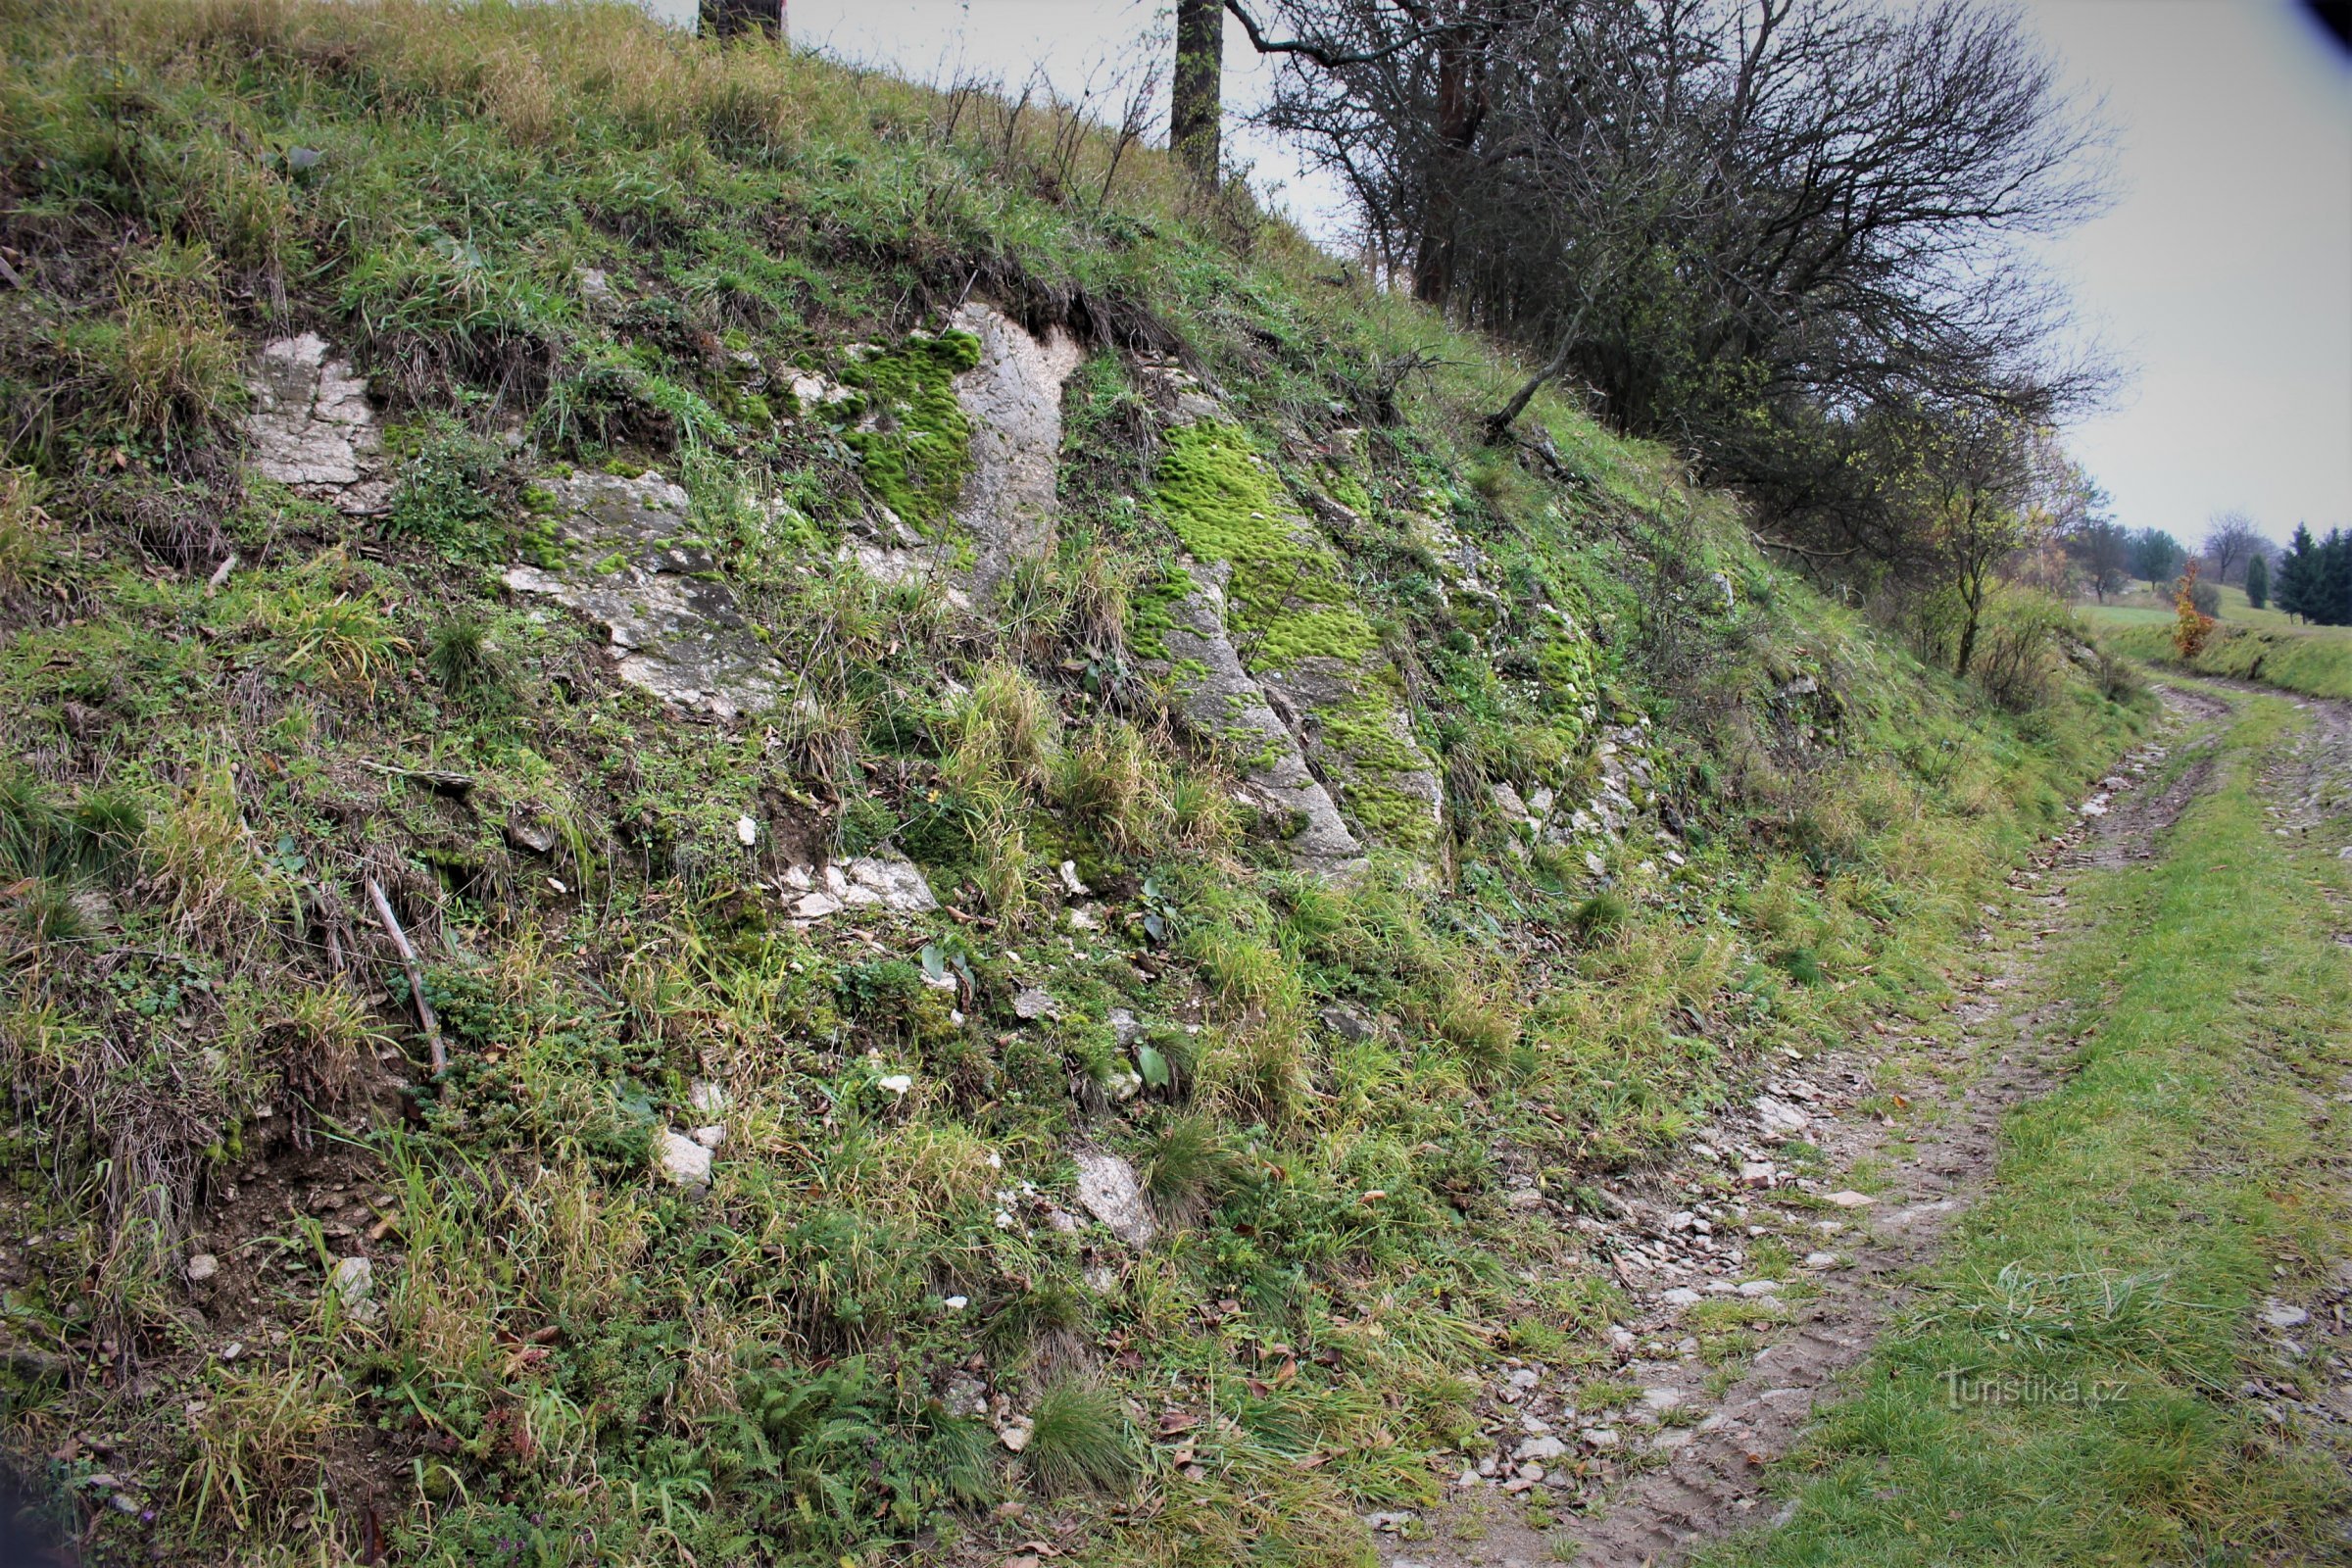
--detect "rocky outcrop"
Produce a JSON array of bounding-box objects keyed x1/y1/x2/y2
[
  {"x1": 838, "y1": 303, "x2": 1084, "y2": 604},
  {"x1": 244, "y1": 334, "x2": 390, "y2": 514},
  {"x1": 1156, "y1": 560, "x2": 1365, "y2": 869},
  {"x1": 504, "y1": 468, "x2": 784, "y2": 719},
  {"x1": 779, "y1": 854, "x2": 938, "y2": 921},
  {"x1": 1141, "y1": 401, "x2": 1445, "y2": 872},
  {"x1": 951, "y1": 301, "x2": 1084, "y2": 595}
]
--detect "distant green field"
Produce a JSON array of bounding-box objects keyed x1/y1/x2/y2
[
  {"x1": 2094, "y1": 612, "x2": 2352, "y2": 701},
  {"x1": 2076, "y1": 581, "x2": 2299, "y2": 631}
]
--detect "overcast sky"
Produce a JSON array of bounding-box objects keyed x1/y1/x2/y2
[{"x1": 641, "y1": 0, "x2": 2352, "y2": 548}]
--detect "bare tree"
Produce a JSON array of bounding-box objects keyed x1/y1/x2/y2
[
  {"x1": 1236, "y1": 0, "x2": 2115, "y2": 526},
  {"x1": 2200, "y1": 509, "x2": 2265, "y2": 586}
]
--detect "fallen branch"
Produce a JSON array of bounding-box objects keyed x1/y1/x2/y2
[
  {"x1": 364, "y1": 876, "x2": 445, "y2": 1075},
  {"x1": 357, "y1": 760, "x2": 475, "y2": 795}
]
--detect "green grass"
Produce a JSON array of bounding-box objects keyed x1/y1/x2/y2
[
  {"x1": 1705, "y1": 694, "x2": 2352, "y2": 1566},
  {"x1": 2095, "y1": 616, "x2": 2352, "y2": 700},
  {"x1": 0, "y1": 4, "x2": 2157, "y2": 1565}
]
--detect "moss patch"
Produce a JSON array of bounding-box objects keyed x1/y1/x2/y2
[
  {"x1": 836, "y1": 328, "x2": 983, "y2": 533},
  {"x1": 1152, "y1": 422, "x2": 1378, "y2": 669}
]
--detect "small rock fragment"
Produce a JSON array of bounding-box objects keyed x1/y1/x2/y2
[
  {"x1": 1071, "y1": 1150, "x2": 1155, "y2": 1246},
  {"x1": 655, "y1": 1130, "x2": 713, "y2": 1188}
]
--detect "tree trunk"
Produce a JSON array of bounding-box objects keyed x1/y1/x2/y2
[
  {"x1": 1954, "y1": 577, "x2": 1983, "y2": 676},
  {"x1": 1411, "y1": 31, "x2": 1482, "y2": 306},
  {"x1": 1172, "y1": 0, "x2": 1222, "y2": 181},
  {"x1": 700, "y1": 0, "x2": 783, "y2": 40}
]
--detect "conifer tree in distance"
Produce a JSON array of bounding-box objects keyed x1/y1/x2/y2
[{"x1": 2276, "y1": 524, "x2": 2316, "y2": 621}]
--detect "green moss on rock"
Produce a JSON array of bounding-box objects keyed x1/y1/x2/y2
[
  {"x1": 838, "y1": 328, "x2": 982, "y2": 533},
  {"x1": 1152, "y1": 422, "x2": 1378, "y2": 669}
]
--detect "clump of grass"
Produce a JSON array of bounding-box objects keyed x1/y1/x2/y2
[
  {"x1": 1022, "y1": 1379, "x2": 1137, "y2": 1494},
  {"x1": 1182, "y1": 923, "x2": 1300, "y2": 1013},
  {"x1": 0, "y1": 771, "x2": 143, "y2": 883},
  {"x1": 0, "y1": 467, "x2": 59, "y2": 592},
  {"x1": 1433, "y1": 983, "x2": 1519, "y2": 1080},
  {"x1": 249, "y1": 557, "x2": 410, "y2": 690},
  {"x1": 1572, "y1": 889, "x2": 1629, "y2": 941},
  {"x1": 1165, "y1": 768, "x2": 1239, "y2": 850},
  {"x1": 146, "y1": 762, "x2": 290, "y2": 953},
  {"x1": 1143, "y1": 1113, "x2": 1232, "y2": 1223},
  {"x1": 425, "y1": 614, "x2": 509, "y2": 703},
  {"x1": 945, "y1": 659, "x2": 1059, "y2": 793},
  {"x1": 77, "y1": 240, "x2": 246, "y2": 443},
  {"x1": 1054, "y1": 721, "x2": 1163, "y2": 853},
  {"x1": 179, "y1": 1361, "x2": 350, "y2": 1533},
  {"x1": 268, "y1": 981, "x2": 392, "y2": 1107},
  {"x1": 4, "y1": 879, "x2": 85, "y2": 947}
]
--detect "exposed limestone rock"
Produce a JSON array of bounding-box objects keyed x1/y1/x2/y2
[
  {"x1": 1156, "y1": 559, "x2": 1364, "y2": 871},
  {"x1": 1144, "y1": 416, "x2": 1444, "y2": 871},
  {"x1": 838, "y1": 303, "x2": 1082, "y2": 603},
  {"x1": 655, "y1": 1130, "x2": 713, "y2": 1188},
  {"x1": 244, "y1": 334, "x2": 390, "y2": 514},
  {"x1": 952, "y1": 301, "x2": 1084, "y2": 594},
  {"x1": 1071, "y1": 1150, "x2": 1155, "y2": 1247},
  {"x1": 504, "y1": 468, "x2": 784, "y2": 719},
  {"x1": 837, "y1": 853, "x2": 938, "y2": 912},
  {"x1": 782, "y1": 853, "x2": 937, "y2": 921}
]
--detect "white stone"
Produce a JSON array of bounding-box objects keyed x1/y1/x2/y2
[
  {"x1": 654, "y1": 1131, "x2": 712, "y2": 1188},
  {"x1": 501, "y1": 468, "x2": 783, "y2": 717},
  {"x1": 1660, "y1": 1287, "x2": 1702, "y2": 1308},
  {"x1": 1804, "y1": 1250, "x2": 1840, "y2": 1270},
  {"x1": 690, "y1": 1124, "x2": 726, "y2": 1151},
  {"x1": 328, "y1": 1255, "x2": 373, "y2": 1302},
  {"x1": 1071, "y1": 1150, "x2": 1155, "y2": 1247},
  {"x1": 1738, "y1": 1279, "x2": 1783, "y2": 1298},
  {"x1": 735, "y1": 814, "x2": 759, "y2": 846},
  {"x1": 186, "y1": 1252, "x2": 219, "y2": 1283},
  {"x1": 998, "y1": 1416, "x2": 1033, "y2": 1453},
  {"x1": 244, "y1": 334, "x2": 389, "y2": 514},
  {"x1": 1640, "y1": 1387, "x2": 1683, "y2": 1414},
  {"x1": 1513, "y1": 1435, "x2": 1569, "y2": 1461},
  {"x1": 1581, "y1": 1427, "x2": 1620, "y2": 1449},
  {"x1": 1013, "y1": 987, "x2": 1056, "y2": 1021},
  {"x1": 2264, "y1": 1301, "x2": 2311, "y2": 1330},
  {"x1": 1821, "y1": 1190, "x2": 1876, "y2": 1208},
  {"x1": 1057, "y1": 859, "x2": 1091, "y2": 896},
  {"x1": 1753, "y1": 1096, "x2": 1809, "y2": 1138},
  {"x1": 840, "y1": 854, "x2": 937, "y2": 912}
]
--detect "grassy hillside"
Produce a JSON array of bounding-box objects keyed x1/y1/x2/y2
[{"x1": 0, "y1": 4, "x2": 2141, "y2": 1564}]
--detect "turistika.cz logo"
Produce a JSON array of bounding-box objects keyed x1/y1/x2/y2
[{"x1": 1938, "y1": 1368, "x2": 2131, "y2": 1409}]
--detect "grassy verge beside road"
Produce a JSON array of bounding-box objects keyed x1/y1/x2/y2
[
  {"x1": 1705, "y1": 694, "x2": 2352, "y2": 1566},
  {"x1": 2094, "y1": 617, "x2": 2352, "y2": 701}
]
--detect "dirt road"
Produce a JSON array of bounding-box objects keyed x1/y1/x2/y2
[{"x1": 1373, "y1": 680, "x2": 2352, "y2": 1567}]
